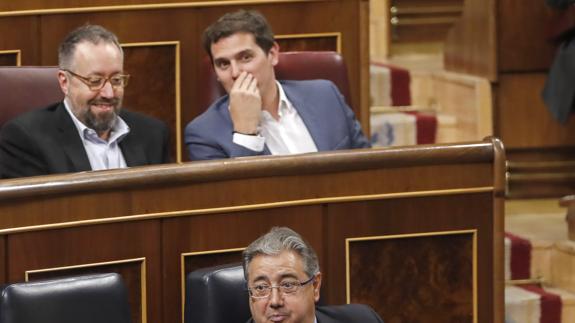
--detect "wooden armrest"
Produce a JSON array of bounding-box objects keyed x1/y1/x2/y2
[{"x1": 559, "y1": 195, "x2": 575, "y2": 207}]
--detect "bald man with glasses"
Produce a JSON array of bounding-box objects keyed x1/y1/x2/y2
[
  {"x1": 243, "y1": 227, "x2": 384, "y2": 323},
  {"x1": 0, "y1": 24, "x2": 170, "y2": 179}
]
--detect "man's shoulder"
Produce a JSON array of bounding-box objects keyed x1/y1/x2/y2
[
  {"x1": 280, "y1": 79, "x2": 335, "y2": 90},
  {"x1": 120, "y1": 109, "x2": 167, "y2": 129},
  {"x1": 316, "y1": 304, "x2": 383, "y2": 323},
  {"x1": 185, "y1": 96, "x2": 230, "y2": 133},
  {"x1": 3, "y1": 102, "x2": 63, "y2": 130}
]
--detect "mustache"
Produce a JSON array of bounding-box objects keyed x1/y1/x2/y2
[{"x1": 88, "y1": 97, "x2": 120, "y2": 106}]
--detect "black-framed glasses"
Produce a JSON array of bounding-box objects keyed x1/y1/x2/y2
[
  {"x1": 62, "y1": 69, "x2": 130, "y2": 91},
  {"x1": 247, "y1": 274, "x2": 316, "y2": 299}
]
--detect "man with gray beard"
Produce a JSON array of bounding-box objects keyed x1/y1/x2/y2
[{"x1": 0, "y1": 24, "x2": 170, "y2": 179}]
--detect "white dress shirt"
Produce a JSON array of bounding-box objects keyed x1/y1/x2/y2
[
  {"x1": 232, "y1": 81, "x2": 318, "y2": 155},
  {"x1": 64, "y1": 99, "x2": 130, "y2": 171}
]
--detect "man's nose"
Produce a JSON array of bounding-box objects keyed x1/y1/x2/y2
[
  {"x1": 230, "y1": 61, "x2": 241, "y2": 79},
  {"x1": 268, "y1": 288, "x2": 284, "y2": 308},
  {"x1": 99, "y1": 80, "x2": 115, "y2": 98}
]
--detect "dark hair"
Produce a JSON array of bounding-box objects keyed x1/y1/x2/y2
[
  {"x1": 242, "y1": 227, "x2": 320, "y2": 281},
  {"x1": 202, "y1": 10, "x2": 275, "y2": 60},
  {"x1": 58, "y1": 24, "x2": 123, "y2": 69}
]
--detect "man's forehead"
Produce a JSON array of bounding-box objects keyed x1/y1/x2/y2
[
  {"x1": 71, "y1": 41, "x2": 123, "y2": 72},
  {"x1": 211, "y1": 32, "x2": 261, "y2": 57},
  {"x1": 248, "y1": 251, "x2": 305, "y2": 280}
]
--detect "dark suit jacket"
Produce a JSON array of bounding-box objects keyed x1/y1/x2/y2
[
  {"x1": 0, "y1": 102, "x2": 170, "y2": 179},
  {"x1": 245, "y1": 304, "x2": 384, "y2": 323},
  {"x1": 184, "y1": 80, "x2": 370, "y2": 161}
]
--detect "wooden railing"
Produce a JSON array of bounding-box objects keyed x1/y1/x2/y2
[{"x1": 0, "y1": 139, "x2": 506, "y2": 323}]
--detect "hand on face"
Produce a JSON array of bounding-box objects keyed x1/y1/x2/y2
[{"x1": 229, "y1": 71, "x2": 262, "y2": 135}]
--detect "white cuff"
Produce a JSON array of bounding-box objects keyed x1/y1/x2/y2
[{"x1": 233, "y1": 132, "x2": 266, "y2": 152}]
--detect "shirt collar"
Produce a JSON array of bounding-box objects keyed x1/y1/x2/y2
[
  {"x1": 275, "y1": 81, "x2": 293, "y2": 117},
  {"x1": 63, "y1": 98, "x2": 130, "y2": 143}
]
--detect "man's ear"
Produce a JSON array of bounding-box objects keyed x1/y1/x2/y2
[
  {"x1": 269, "y1": 42, "x2": 280, "y2": 66},
  {"x1": 57, "y1": 70, "x2": 69, "y2": 96},
  {"x1": 313, "y1": 272, "x2": 322, "y2": 302}
]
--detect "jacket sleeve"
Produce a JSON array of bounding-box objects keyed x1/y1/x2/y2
[
  {"x1": 329, "y1": 82, "x2": 371, "y2": 149},
  {"x1": 184, "y1": 121, "x2": 266, "y2": 161},
  {"x1": 0, "y1": 121, "x2": 48, "y2": 179}
]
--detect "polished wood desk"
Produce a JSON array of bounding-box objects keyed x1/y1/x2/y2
[{"x1": 0, "y1": 139, "x2": 505, "y2": 323}]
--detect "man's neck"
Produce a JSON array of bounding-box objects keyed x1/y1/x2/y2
[{"x1": 97, "y1": 130, "x2": 111, "y2": 141}]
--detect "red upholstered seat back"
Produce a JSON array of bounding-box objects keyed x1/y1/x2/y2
[
  {"x1": 198, "y1": 51, "x2": 352, "y2": 111},
  {"x1": 0, "y1": 66, "x2": 63, "y2": 128}
]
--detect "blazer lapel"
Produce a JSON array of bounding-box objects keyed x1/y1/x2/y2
[
  {"x1": 55, "y1": 103, "x2": 92, "y2": 172},
  {"x1": 119, "y1": 136, "x2": 147, "y2": 167},
  {"x1": 117, "y1": 110, "x2": 148, "y2": 166},
  {"x1": 282, "y1": 82, "x2": 330, "y2": 151}
]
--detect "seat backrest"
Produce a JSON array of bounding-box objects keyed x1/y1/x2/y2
[
  {"x1": 184, "y1": 263, "x2": 250, "y2": 323},
  {"x1": 0, "y1": 66, "x2": 63, "y2": 129},
  {"x1": 198, "y1": 51, "x2": 351, "y2": 111},
  {"x1": 0, "y1": 273, "x2": 131, "y2": 323}
]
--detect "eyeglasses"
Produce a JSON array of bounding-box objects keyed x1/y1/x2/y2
[
  {"x1": 247, "y1": 274, "x2": 316, "y2": 299},
  {"x1": 63, "y1": 69, "x2": 130, "y2": 91}
]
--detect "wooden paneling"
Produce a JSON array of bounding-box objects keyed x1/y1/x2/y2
[
  {"x1": 276, "y1": 34, "x2": 339, "y2": 52},
  {"x1": 444, "y1": 0, "x2": 496, "y2": 80},
  {"x1": 325, "y1": 193, "x2": 494, "y2": 322},
  {"x1": 497, "y1": 0, "x2": 555, "y2": 72},
  {"x1": 497, "y1": 73, "x2": 575, "y2": 149},
  {"x1": 123, "y1": 43, "x2": 179, "y2": 161},
  {"x1": 7, "y1": 220, "x2": 162, "y2": 323},
  {"x1": 0, "y1": 17, "x2": 40, "y2": 65},
  {"x1": 348, "y1": 232, "x2": 474, "y2": 322},
  {"x1": 0, "y1": 236, "x2": 5, "y2": 284},
  {"x1": 0, "y1": 139, "x2": 505, "y2": 323}
]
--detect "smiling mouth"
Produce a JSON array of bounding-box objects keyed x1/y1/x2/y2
[{"x1": 91, "y1": 103, "x2": 113, "y2": 111}]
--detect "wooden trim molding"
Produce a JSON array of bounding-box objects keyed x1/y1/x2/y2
[
  {"x1": 0, "y1": 140, "x2": 497, "y2": 200},
  {"x1": 0, "y1": 187, "x2": 493, "y2": 235},
  {"x1": 0, "y1": 50, "x2": 22, "y2": 66},
  {"x1": 276, "y1": 32, "x2": 342, "y2": 53},
  {"x1": 0, "y1": 0, "x2": 327, "y2": 17}
]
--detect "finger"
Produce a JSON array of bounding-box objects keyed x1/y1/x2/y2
[
  {"x1": 232, "y1": 71, "x2": 248, "y2": 91},
  {"x1": 247, "y1": 75, "x2": 259, "y2": 94}
]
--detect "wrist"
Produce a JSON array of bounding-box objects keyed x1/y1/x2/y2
[{"x1": 233, "y1": 130, "x2": 259, "y2": 136}]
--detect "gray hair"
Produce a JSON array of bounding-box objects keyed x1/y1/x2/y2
[
  {"x1": 58, "y1": 24, "x2": 123, "y2": 69},
  {"x1": 242, "y1": 227, "x2": 319, "y2": 281}
]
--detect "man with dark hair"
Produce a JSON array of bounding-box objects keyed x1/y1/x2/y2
[
  {"x1": 243, "y1": 227, "x2": 384, "y2": 323},
  {"x1": 185, "y1": 10, "x2": 370, "y2": 160},
  {"x1": 0, "y1": 24, "x2": 170, "y2": 179}
]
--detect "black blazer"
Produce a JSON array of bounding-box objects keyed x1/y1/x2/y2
[
  {"x1": 246, "y1": 304, "x2": 384, "y2": 323},
  {"x1": 0, "y1": 102, "x2": 170, "y2": 179}
]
